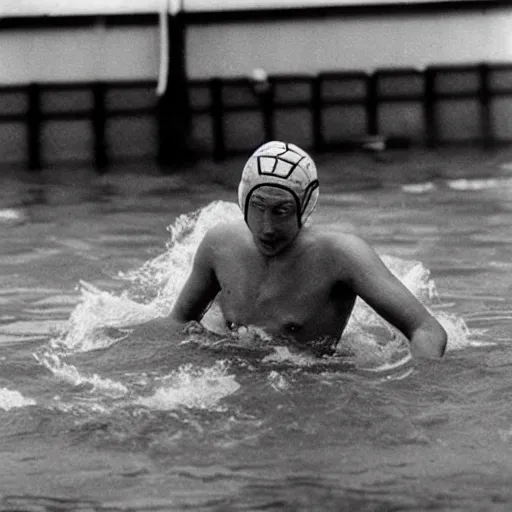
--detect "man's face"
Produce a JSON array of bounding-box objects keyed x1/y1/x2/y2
[{"x1": 246, "y1": 186, "x2": 300, "y2": 257}]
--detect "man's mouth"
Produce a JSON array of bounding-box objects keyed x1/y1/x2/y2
[{"x1": 258, "y1": 238, "x2": 278, "y2": 251}]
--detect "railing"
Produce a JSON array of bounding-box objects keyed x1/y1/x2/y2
[{"x1": 1, "y1": 62, "x2": 511, "y2": 171}]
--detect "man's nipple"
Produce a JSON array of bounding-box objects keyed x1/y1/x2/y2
[
  {"x1": 284, "y1": 322, "x2": 302, "y2": 334},
  {"x1": 226, "y1": 320, "x2": 238, "y2": 331}
]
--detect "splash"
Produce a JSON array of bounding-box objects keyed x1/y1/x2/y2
[
  {"x1": 119, "y1": 200, "x2": 242, "y2": 308},
  {"x1": 0, "y1": 388, "x2": 36, "y2": 411},
  {"x1": 34, "y1": 352, "x2": 128, "y2": 398},
  {"x1": 262, "y1": 346, "x2": 323, "y2": 366},
  {"x1": 342, "y1": 255, "x2": 466, "y2": 367},
  {"x1": 435, "y1": 311, "x2": 472, "y2": 351},
  {"x1": 136, "y1": 361, "x2": 240, "y2": 411},
  {"x1": 54, "y1": 201, "x2": 241, "y2": 355},
  {"x1": 53, "y1": 199, "x2": 469, "y2": 371},
  {"x1": 345, "y1": 256, "x2": 437, "y2": 341},
  {"x1": 32, "y1": 352, "x2": 239, "y2": 414},
  {"x1": 52, "y1": 280, "x2": 158, "y2": 353},
  {"x1": 267, "y1": 370, "x2": 289, "y2": 391}
]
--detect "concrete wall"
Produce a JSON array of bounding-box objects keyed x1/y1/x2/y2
[
  {"x1": 0, "y1": 24, "x2": 159, "y2": 84},
  {"x1": 187, "y1": 9, "x2": 512, "y2": 78},
  {"x1": 0, "y1": 0, "x2": 489, "y2": 16},
  {"x1": 1, "y1": 5, "x2": 511, "y2": 166},
  {"x1": 1, "y1": 7, "x2": 511, "y2": 85}
]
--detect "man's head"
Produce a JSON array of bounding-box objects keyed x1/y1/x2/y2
[
  {"x1": 238, "y1": 141, "x2": 319, "y2": 256},
  {"x1": 238, "y1": 141, "x2": 319, "y2": 226}
]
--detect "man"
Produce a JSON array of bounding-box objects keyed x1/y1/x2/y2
[{"x1": 148, "y1": 141, "x2": 447, "y2": 359}]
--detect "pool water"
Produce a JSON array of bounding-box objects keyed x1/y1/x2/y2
[{"x1": 1, "y1": 149, "x2": 512, "y2": 511}]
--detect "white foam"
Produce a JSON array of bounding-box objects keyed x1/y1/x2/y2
[
  {"x1": 402, "y1": 182, "x2": 437, "y2": 194},
  {"x1": 267, "y1": 370, "x2": 289, "y2": 391},
  {"x1": 436, "y1": 311, "x2": 472, "y2": 352},
  {"x1": 54, "y1": 200, "x2": 472, "y2": 369},
  {"x1": 384, "y1": 256, "x2": 438, "y2": 302},
  {"x1": 136, "y1": 361, "x2": 240, "y2": 411},
  {"x1": 119, "y1": 201, "x2": 240, "y2": 302},
  {"x1": 55, "y1": 280, "x2": 159, "y2": 353},
  {"x1": 0, "y1": 388, "x2": 36, "y2": 411},
  {"x1": 341, "y1": 255, "x2": 472, "y2": 363},
  {"x1": 446, "y1": 178, "x2": 510, "y2": 191},
  {"x1": 0, "y1": 208, "x2": 28, "y2": 225},
  {"x1": 35, "y1": 352, "x2": 128, "y2": 398},
  {"x1": 261, "y1": 346, "x2": 317, "y2": 366},
  {"x1": 56, "y1": 201, "x2": 241, "y2": 354},
  {"x1": 51, "y1": 400, "x2": 109, "y2": 415}
]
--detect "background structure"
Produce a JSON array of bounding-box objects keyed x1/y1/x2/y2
[{"x1": 0, "y1": 0, "x2": 511, "y2": 169}]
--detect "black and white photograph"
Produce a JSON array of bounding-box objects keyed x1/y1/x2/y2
[{"x1": 0, "y1": 0, "x2": 511, "y2": 510}]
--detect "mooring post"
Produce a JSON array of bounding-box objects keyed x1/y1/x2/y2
[
  {"x1": 311, "y1": 74, "x2": 324, "y2": 152},
  {"x1": 27, "y1": 83, "x2": 42, "y2": 171},
  {"x1": 92, "y1": 81, "x2": 108, "y2": 172},
  {"x1": 479, "y1": 63, "x2": 493, "y2": 148},
  {"x1": 424, "y1": 67, "x2": 437, "y2": 149},
  {"x1": 157, "y1": 1, "x2": 189, "y2": 168},
  {"x1": 211, "y1": 78, "x2": 225, "y2": 162},
  {"x1": 366, "y1": 72, "x2": 379, "y2": 137}
]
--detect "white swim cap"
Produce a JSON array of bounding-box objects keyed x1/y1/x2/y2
[{"x1": 238, "y1": 141, "x2": 319, "y2": 227}]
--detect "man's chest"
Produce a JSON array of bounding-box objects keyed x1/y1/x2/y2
[{"x1": 215, "y1": 255, "x2": 343, "y2": 323}]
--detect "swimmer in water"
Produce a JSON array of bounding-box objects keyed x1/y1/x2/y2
[{"x1": 144, "y1": 141, "x2": 447, "y2": 358}]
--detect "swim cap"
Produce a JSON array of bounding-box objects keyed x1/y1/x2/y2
[{"x1": 238, "y1": 141, "x2": 319, "y2": 227}]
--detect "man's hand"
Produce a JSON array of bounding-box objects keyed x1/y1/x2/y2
[{"x1": 409, "y1": 316, "x2": 448, "y2": 359}]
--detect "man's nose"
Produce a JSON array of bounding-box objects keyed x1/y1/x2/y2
[{"x1": 261, "y1": 211, "x2": 275, "y2": 235}]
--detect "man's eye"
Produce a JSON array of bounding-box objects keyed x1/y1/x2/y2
[
  {"x1": 274, "y1": 207, "x2": 293, "y2": 216},
  {"x1": 251, "y1": 202, "x2": 265, "y2": 211}
]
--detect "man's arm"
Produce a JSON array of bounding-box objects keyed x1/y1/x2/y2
[
  {"x1": 336, "y1": 234, "x2": 447, "y2": 359},
  {"x1": 128, "y1": 229, "x2": 221, "y2": 339},
  {"x1": 170, "y1": 229, "x2": 221, "y2": 324}
]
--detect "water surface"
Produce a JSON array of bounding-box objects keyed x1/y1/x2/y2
[{"x1": 1, "y1": 149, "x2": 512, "y2": 511}]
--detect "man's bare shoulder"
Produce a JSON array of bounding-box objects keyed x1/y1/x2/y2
[
  {"x1": 303, "y1": 227, "x2": 382, "y2": 279},
  {"x1": 201, "y1": 220, "x2": 251, "y2": 250},
  {"x1": 304, "y1": 227, "x2": 371, "y2": 257},
  {"x1": 205, "y1": 220, "x2": 248, "y2": 238},
  {"x1": 192, "y1": 220, "x2": 249, "y2": 269}
]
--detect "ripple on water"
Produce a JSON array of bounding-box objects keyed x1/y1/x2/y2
[
  {"x1": 0, "y1": 208, "x2": 29, "y2": 226},
  {"x1": 0, "y1": 320, "x2": 65, "y2": 339},
  {"x1": 0, "y1": 388, "x2": 36, "y2": 411},
  {"x1": 0, "y1": 248, "x2": 64, "y2": 266},
  {"x1": 446, "y1": 177, "x2": 512, "y2": 190}
]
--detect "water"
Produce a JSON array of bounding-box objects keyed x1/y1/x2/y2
[{"x1": 1, "y1": 149, "x2": 512, "y2": 511}]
